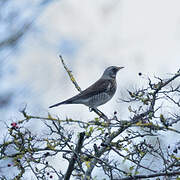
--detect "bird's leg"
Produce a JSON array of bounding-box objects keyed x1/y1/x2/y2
[{"x1": 89, "y1": 107, "x2": 93, "y2": 112}]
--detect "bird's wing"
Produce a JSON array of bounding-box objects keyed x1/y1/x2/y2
[
  {"x1": 69, "y1": 78, "x2": 113, "y2": 101},
  {"x1": 49, "y1": 78, "x2": 115, "y2": 108}
]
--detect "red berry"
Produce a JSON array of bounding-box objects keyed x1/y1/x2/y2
[
  {"x1": 50, "y1": 175, "x2": 53, "y2": 178},
  {"x1": 7, "y1": 164, "x2": 11, "y2": 167},
  {"x1": 47, "y1": 172, "x2": 50, "y2": 175},
  {"x1": 11, "y1": 122, "x2": 17, "y2": 127}
]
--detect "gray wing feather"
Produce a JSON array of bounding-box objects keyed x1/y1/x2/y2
[
  {"x1": 70, "y1": 79, "x2": 112, "y2": 103},
  {"x1": 49, "y1": 78, "x2": 114, "y2": 108}
]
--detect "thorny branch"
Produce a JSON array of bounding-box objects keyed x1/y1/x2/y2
[
  {"x1": 64, "y1": 132, "x2": 85, "y2": 180},
  {"x1": 0, "y1": 61, "x2": 180, "y2": 179}
]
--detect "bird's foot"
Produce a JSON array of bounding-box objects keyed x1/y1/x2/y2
[{"x1": 89, "y1": 107, "x2": 93, "y2": 112}]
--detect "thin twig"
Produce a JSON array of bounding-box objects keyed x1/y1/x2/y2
[{"x1": 59, "y1": 55, "x2": 82, "y2": 92}]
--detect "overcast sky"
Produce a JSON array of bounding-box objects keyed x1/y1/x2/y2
[
  {"x1": 1, "y1": 1, "x2": 180, "y2": 178},
  {"x1": 1, "y1": 0, "x2": 180, "y2": 147},
  {"x1": 11, "y1": 0, "x2": 180, "y2": 118}
]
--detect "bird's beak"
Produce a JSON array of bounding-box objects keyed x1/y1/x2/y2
[{"x1": 117, "y1": 67, "x2": 124, "y2": 71}]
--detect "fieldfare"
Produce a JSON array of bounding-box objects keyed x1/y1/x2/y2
[{"x1": 49, "y1": 66, "x2": 124, "y2": 109}]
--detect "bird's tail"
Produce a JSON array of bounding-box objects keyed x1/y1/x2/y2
[{"x1": 49, "y1": 100, "x2": 72, "y2": 108}]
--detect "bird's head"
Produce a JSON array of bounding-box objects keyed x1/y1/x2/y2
[{"x1": 102, "y1": 66, "x2": 124, "y2": 79}]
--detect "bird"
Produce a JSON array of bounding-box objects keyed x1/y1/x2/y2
[{"x1": 49, "y1": 66, "x2": 124, "y2": 109}]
